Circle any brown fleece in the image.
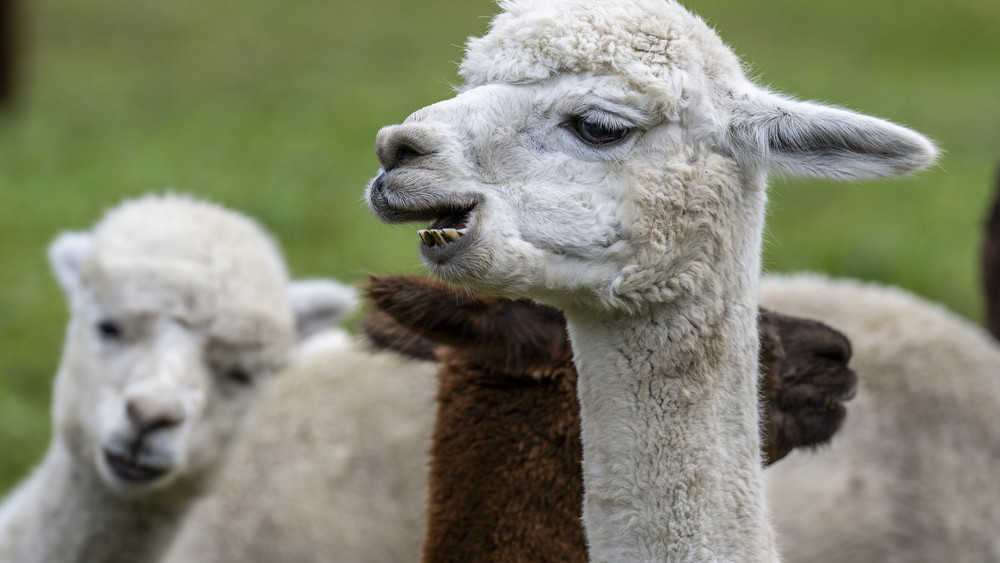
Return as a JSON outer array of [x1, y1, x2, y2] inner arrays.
[[984, 164, 1000, 340], [363, 274, 857, 563]]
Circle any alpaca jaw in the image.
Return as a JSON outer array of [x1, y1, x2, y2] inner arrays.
[[99, 440, 177, 489], [366, 171, 483, 265], [367, 157, 629, 305]]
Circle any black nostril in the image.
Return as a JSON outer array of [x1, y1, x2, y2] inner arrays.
[[392, 143, 423, 169], [376, 125, 436, 171]]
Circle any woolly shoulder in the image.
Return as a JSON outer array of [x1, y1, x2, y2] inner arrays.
[[760, 273, 1000, 377]]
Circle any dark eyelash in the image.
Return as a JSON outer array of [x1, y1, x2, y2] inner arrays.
[[569, 114, 632, 146]]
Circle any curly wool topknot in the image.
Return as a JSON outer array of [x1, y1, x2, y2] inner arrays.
[[82, 193, 295, 339], [458, 0, 743, 91]]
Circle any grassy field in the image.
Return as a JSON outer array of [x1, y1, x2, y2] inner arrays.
[[0, 0, 997, 493]]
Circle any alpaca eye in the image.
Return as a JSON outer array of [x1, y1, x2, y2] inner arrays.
[[226, 369, 253, 386], [571, 115, 631, 146], [96, 320, 123, 341]]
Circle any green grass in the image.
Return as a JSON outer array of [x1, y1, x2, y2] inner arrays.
[[0, 0, 997, 493]]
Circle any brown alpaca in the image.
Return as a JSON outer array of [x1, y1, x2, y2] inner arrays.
[[363, 275, 857, 563], [984, 164, 1000, 339]]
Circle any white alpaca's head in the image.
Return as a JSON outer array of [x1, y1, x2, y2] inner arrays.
[[47, 194, 356, 495], [367, 0, 936, 311]]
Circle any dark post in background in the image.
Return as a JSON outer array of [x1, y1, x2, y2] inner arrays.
[[0, 0, 17, 109]]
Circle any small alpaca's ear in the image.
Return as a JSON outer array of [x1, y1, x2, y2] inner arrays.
[[287, 279, 359, 341], [726, 88, 938, 181], [48, 232, 93, 299]]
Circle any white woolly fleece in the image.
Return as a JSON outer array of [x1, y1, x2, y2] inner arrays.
[[458, 0, 936, 182], [164, 342, 437, 563], [460, 0, 741, 92]]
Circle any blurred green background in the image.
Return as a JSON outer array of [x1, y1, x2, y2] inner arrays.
[[0, 0, 997, 493]]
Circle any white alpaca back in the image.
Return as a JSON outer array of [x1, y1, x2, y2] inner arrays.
[[760, 274, 1000, 562], [164, 339, 435, 563]]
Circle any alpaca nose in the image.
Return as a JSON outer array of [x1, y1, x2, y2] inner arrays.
[[126, 394, 186, 434], [375, 125, 436, 172]]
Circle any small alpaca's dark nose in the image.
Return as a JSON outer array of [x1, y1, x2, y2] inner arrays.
[[375, 125, 435, 171], [126, 395, 185, 434]]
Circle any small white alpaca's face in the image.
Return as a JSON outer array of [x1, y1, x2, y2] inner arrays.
[[45, 198, 358, 495], [368, 74, 728, 309], [53, 278, 292, 495]]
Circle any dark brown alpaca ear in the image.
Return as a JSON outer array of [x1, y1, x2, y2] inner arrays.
[[758, 308, 858, 465], [361, 310, 439, 361], [366, 274, 504, 349], [983, 163, 1000, 340], [365, 274, 571, 372]]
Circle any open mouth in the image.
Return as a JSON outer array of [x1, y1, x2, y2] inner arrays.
[[417, 207, 472, 248], [367, 172, 481, 261], [104, 449, 170, 484]]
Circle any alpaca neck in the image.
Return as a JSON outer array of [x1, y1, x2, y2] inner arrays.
[[421, 363, 587, 562], [0, 440, 194, 563], [564, 295, 777, 562]]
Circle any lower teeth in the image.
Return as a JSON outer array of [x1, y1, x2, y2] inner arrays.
[[419, 228, 468, 247]]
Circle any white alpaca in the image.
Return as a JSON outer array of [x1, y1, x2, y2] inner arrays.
[[759, 274, 1000, 563], [0, 195, 356, 563], [366, 0, 936, 560], [163, 338, 437, 563]]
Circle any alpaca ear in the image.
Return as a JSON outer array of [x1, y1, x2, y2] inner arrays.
[[287, 279, 359, 341], [361, 310, 440, 361], [726, 88, 938, 181], [366, 274, 570, 371], [48, 232, 93, 299], [366, 274, 503, 347]]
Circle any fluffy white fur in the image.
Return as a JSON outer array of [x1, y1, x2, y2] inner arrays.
[[163, 339, 436, 563], [0, 195, 357, 563], [366, 0, 936, 560], [760, 274, 1000, 563]]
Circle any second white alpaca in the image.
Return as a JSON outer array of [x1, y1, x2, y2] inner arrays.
[[366, 0, 936, 560], [760, 274, 1000, 562], [163, 339, 437, 563], [0, 195, 356, 563]]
